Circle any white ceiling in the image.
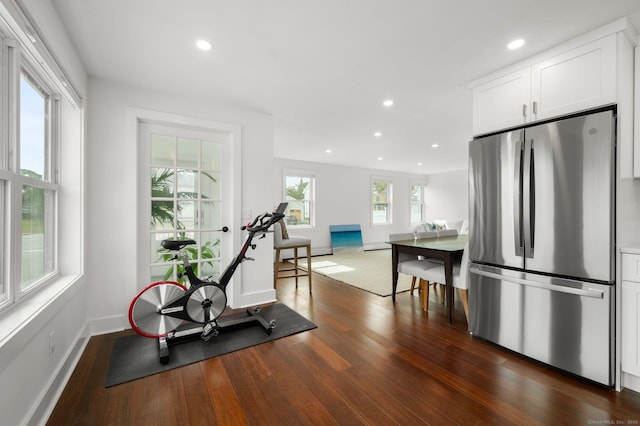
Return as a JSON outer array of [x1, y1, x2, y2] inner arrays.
[[51, 0, 640, 175]]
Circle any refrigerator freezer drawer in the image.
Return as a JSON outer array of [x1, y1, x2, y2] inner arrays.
[[469, 264, 613, 385]]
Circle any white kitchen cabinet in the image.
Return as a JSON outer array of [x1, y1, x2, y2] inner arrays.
[[472, 68, 530, 135], [471, 34, 617, 136], [621, 252, 640, 393]]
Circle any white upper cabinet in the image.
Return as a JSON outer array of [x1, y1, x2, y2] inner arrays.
[[472, 68, 530, 135], [531, 35, 616, 121], [471, 33, 617, 136]]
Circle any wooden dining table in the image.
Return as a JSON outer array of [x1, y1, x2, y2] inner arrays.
[[389, 234, 468, 323]]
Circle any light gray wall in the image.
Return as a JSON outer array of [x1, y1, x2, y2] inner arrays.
[[425, 169, 469, 224]]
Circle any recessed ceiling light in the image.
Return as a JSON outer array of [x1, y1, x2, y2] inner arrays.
[[382, 99, 394, 107], [325, 149, 332, 153], [417, 162, 423, 166], [377, 157, 384, 161], [196, 39, 213, 50], [432, 144, 439, 148], [374, 131, 382, 137], [507, 39, 525, 50]]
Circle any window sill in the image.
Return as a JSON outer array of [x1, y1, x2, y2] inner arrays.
[[0, 273, 85, 362]]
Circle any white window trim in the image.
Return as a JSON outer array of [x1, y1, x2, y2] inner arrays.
[[371, 175, 393, 226], [0, 21, 65, 313]]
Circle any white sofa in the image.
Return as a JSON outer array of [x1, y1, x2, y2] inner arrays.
[[414, 219, 468, 235]]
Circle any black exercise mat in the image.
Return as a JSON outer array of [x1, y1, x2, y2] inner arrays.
[[105, 303, 316, 387]]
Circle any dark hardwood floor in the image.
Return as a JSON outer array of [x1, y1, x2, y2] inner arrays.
[[48, 266, 640, 425]]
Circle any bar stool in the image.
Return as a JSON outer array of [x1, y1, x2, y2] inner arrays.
[[273, 221, 312, 292]]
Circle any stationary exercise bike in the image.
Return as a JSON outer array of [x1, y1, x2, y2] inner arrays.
[[128, 203, 287, 364]]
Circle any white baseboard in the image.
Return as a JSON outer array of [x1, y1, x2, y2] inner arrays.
[[623, 372, 640, 394], [237, 289, 277, 308], [90, 314, 127, 336], [28, 323, 90, 426]]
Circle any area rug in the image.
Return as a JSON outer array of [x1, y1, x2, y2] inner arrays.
[[307, 249, 414, 297], [105, 303, 316, 387]]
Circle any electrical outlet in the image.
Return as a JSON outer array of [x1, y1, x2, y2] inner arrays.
[[49, 331, 55, 356]]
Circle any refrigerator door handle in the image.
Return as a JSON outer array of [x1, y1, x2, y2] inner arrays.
[[514, 139, 524, 256], [522, 139, 535, 258], [469, 266, 605, 299]]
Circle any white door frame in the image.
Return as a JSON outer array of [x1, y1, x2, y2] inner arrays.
[[126, 107, 242, 313]]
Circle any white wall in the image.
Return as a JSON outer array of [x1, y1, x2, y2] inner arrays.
[[86, 77, 276, 335], [425, 170, 469, 224], [274, 158, 468, 254]]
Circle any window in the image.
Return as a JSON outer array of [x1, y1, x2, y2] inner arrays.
[[0, 39, 61, 311], [371, 177, 392, 225], [410, 182, 427, 224], [283, 170, 315, 227], [20, 73, 57, 292]]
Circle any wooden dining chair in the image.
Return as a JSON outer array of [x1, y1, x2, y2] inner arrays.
[[388, 233, 440, 295], [417, 242, 470, 321], [413, 231, 441, 299]]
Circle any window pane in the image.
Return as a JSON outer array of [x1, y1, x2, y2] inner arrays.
[[286, 201, 311, 226], [150, 232, 174, 264], [284, 175, 314, 226], [177, 137, 199, 168], [177, 169, 197, 195], [151, 200, 175, 230], [372, 204, 389, 225], [199, 232, 222, 280], [411, 185, 423, 203], [151, 134, 175, 167], [20, 75, 46, 180], [410, 184, 425, 223], [200, 201, 221, 230], [201, 231, 221, 259], [201, 171, 220, 200], [372, 181, 391, 225], [285, 176, 311, 199], [177, 201, 196, 230], [372, 182, 388, 203], [151, 264, 170, 282], [151, 168, 175, 197], [0, 181, 5, 303], [410, 204, 423, 223], [21, 184, 48, 289], [201, 140, 221, 170]]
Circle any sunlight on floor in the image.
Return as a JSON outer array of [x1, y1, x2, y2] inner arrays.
[[311, 260, 355, 274]]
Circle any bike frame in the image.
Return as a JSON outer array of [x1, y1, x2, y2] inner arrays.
[[156, 204, 286, 324]]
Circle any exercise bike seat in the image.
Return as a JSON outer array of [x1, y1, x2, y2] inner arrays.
[[161, 239, 197, 251]]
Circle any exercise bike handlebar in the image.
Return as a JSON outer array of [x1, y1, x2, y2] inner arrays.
[[242, 202, 288, 234], [243, 211, 284, 233]]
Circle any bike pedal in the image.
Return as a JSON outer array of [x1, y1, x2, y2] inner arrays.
[[201, 322, 219, 341]]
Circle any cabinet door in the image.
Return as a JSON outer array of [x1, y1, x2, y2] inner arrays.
[[622, 280, 640, 376], [472, 67, 530, 135], [531, 34, 616, 121]]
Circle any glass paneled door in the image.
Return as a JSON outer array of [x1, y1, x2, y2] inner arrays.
[[138, 122, 232, 286]]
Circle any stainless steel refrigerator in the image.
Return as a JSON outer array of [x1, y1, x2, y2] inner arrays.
[[468, 108, 615, 385]]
